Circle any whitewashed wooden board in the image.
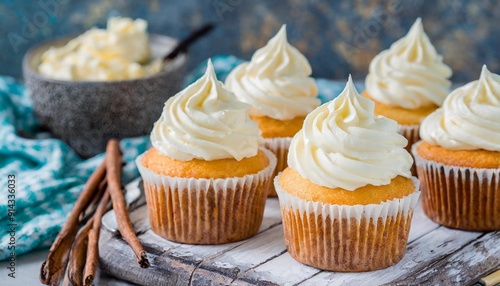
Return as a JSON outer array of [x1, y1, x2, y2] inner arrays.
[[98, 179, 500, 286]]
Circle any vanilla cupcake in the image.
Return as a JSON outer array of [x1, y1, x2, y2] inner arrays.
[[276, 76, 420, 271], [136, 60, 277, 244], [363, 18, 452, 172], [414, 65, 500, 231], [225, 25, 321, 197]]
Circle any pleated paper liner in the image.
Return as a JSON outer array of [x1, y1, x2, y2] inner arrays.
[[275, 175, 421, 272], [136, 147, 277, 244], [264, 137, 292, 197], [412, 141, 500, 231], [398, 124, 420, 176]]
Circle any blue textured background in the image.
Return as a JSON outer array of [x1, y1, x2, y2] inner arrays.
[[1, 0, 499, 82]]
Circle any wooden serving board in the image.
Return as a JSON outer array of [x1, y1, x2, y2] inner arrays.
[[99, 179, 500, 286]]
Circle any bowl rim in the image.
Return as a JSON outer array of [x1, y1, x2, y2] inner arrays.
[[22, 33, 188, 85]]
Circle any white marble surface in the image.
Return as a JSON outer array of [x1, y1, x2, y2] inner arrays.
[[0, 249, 136, 286]]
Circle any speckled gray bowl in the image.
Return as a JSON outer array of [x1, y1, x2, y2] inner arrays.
[[23, 35, 187, 158]]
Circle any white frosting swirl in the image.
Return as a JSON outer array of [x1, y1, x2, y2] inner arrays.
[[288, 76, 413, 191], [365, 18, 452, 109], [225, 25, 320, 120], [420, 65, 500, 151], [38, 17, 161, 81], [151, 60, 263, 161]]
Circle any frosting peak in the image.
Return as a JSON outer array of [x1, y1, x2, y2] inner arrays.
[[331, 76, 375, 127], [151, 59, 263, 161], [225, 24, 320, 120], [475, 65, 500, 105], [247, 25, 310, 78], [365, 18, 452, 109], [288, 76, 413, 191], [392, 18, 437, 63], [420, 65, 500, 151]]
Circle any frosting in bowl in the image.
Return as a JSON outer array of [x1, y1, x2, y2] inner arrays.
[[365, 18, 452, 109], [420, 65, 500, 151], [151, 59, 263, 161], [225, 25, 320, 120], [288, 76, 413, 191], [38, 17, 162, 81]]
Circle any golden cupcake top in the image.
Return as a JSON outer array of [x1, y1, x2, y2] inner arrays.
[[225, 25, 320, 120], [151, 59, 263, 161], [288, 76, 413, 191], [420, 65, 500, 151], [365, 18, 452, 109], [38, 17, 162, 81]]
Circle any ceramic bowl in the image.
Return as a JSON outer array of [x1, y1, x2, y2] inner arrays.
[[23, 35, 187, 158]]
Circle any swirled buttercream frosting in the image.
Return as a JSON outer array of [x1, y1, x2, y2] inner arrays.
[[365, 18, 452, 109], [151, 59, 263, 161], [225, 25, 320, 120], [288, 76, 413, 191], [420, 65, 500, 151]]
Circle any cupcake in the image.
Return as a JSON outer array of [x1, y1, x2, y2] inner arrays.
[[136, 60, 277, 244], [414, 65, 500, 231], [275, 76, 420, 272], [225, 25, 321, 197], [363, 18, 452, 172]]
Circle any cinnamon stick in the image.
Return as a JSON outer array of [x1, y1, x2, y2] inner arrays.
[[67, 218, 93, 286], [83, 189, 111, 286], [40, 161, 107, 285], [105, 139, 150, 268], [79, 179, 107, 223]]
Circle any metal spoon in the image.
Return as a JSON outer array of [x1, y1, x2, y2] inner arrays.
[[163, 22, 215, 62]]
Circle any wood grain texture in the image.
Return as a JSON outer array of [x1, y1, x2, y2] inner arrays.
[[99, 181, 500, 286], [191, 225, 286, 285], [234, 252, 320, 285], [386, 231, 500, 286]]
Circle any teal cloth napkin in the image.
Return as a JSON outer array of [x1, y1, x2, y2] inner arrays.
[[0, 55, 357, 259], [0, 77, 149, 260]]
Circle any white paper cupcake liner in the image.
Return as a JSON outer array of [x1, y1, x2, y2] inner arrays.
[[275, 175, 420, 220], [264, 137, 292, 197], [136, 147, 277, 244], [398, 124, 420, 175], [275, 174, 420, 271], [397, 124, 420, 145], [412, 141, 500, 231]]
